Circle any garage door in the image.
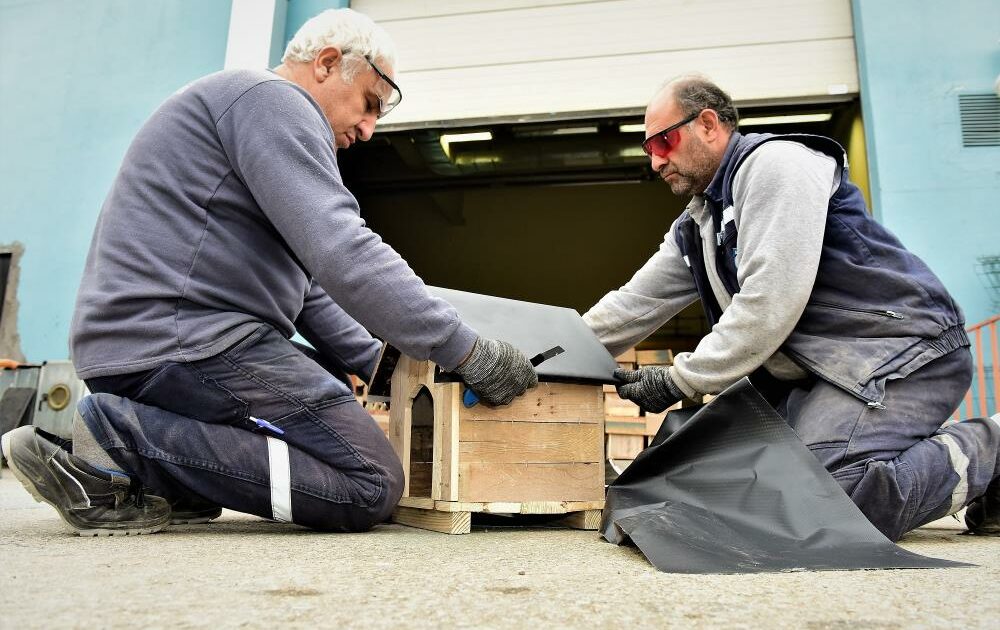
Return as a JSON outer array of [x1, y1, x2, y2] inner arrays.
[[353, 0, 859, 130]]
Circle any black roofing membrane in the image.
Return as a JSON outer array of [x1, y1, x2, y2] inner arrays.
[[601, 379, 971, 574]]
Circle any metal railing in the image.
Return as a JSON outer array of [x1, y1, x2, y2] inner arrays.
[[951, 314, 999, 421]]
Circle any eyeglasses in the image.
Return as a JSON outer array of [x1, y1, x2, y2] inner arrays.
[[641, 113, 698, 158], [358, 53, 402, 119]]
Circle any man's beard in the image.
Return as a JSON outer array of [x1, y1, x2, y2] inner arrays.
[[663, 136, 717, 196]]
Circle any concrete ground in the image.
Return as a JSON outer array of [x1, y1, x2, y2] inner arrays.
[[1, 473, 997, 629]]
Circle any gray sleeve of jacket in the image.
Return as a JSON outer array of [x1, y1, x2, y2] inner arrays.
[[215, 81, 477, 370], [668, 141, 834, 396], [295, 281, 382, 383], [583, 221, 700, 358]]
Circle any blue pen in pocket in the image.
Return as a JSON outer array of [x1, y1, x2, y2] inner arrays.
[[250, 416, 285, 436]]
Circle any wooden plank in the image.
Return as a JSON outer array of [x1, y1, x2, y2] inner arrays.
[[614, 348, 636, 363], [435, 383, 461, 501], [459, 421, 602, 464], [604, 391, 640, 417], [604, 419, 647, 436], [389, 357, 414, 494], [434, 501, 523, 513], [369, 411, 390, 436], [635, 349, 674, 366], [460, 382, 603, 424], [559, 500, 606, 512], [431, 380, 443, 501], [433, 500, 605, 513], [556, 509, 602, 530], [397, 496, 436, 509], [392, 506, 471, 534], [458, 462, 603, 502], [606, 434, 644, 459]]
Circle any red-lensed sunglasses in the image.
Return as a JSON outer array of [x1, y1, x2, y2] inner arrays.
[[641, 113, 698, 158]]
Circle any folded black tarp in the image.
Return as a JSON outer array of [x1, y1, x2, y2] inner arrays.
[[601, 378, 971, 574]]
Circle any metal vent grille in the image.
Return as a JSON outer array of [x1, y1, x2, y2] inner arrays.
[[958, 93, 1000, 147]]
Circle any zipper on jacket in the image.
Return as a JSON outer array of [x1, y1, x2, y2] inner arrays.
[[810, 300, 906, 320], [782, 347, 888, 409]]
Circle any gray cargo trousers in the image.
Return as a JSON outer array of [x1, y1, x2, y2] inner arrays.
[[771, 347, 999, 541]]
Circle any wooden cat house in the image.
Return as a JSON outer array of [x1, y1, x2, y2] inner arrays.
[[368, 287, 618, 534]]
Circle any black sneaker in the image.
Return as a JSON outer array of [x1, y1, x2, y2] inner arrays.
[[1, 426, 170, 536], [170, 495, 222, 525], [965, 476, 1000, 536]]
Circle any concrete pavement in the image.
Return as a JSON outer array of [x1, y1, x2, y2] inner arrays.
[[1, 473, 997, 629]]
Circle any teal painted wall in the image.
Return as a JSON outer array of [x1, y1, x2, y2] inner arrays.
[[852, 0, 1000, 326], [284, 0, 349, 45], [0, 0, 232, 361]]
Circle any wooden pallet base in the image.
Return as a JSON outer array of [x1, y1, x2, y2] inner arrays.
[[392, 498, 604, 534]]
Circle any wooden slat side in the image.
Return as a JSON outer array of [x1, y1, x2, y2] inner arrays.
[[389, 356, 414, 495], [635, 349, 674, 365], [458, 462, 603, 502], [435, 383, 461, 501], [557, 509, 602, 530], [460, 383, 603, 423], [459, 421, 602, 464], [606, 434, 645, 459], [604, 391, 640, 417], [397, 496, 436, 509], [392, 506, 471, 534], [433, 501, 524, 513], [430, 380, 444, 501], [432, 500, 605, 513], [604, 420, 648, 436]]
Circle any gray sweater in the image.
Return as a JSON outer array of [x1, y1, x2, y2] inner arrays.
[[71, 70, 477, 380], [584, 141, 836, 397]]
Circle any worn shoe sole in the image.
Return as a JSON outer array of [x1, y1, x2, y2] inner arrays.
[[171, 508, 223, 525], [1, 429, 169, 537]]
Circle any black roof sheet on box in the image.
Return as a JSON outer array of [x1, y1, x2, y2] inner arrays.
[[428, 286, 617, 384]]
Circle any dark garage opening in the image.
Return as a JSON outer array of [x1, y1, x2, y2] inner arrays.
[[339, 101, 868, 354]]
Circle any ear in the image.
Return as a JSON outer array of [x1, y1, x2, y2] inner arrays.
[[698, 108, 723, 142], [313, 46, 343, 83]]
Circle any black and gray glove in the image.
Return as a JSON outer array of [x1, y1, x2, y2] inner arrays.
[[455, 337, 538, 406], [614, 366, 686, 413]]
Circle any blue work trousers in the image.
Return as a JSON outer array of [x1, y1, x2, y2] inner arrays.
[[78, 324, 404, 532], [773, 347, 999, 541]]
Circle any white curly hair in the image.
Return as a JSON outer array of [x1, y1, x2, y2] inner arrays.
[[282, 8, 397, 84]]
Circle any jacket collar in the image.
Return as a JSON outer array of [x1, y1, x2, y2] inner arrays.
[[702, 131, 743, 206]]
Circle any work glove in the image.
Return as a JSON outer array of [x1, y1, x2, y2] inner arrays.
[[455, 337, 538, 406], [614, 366, 686, 413]]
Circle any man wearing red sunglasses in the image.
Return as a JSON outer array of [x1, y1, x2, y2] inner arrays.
[[584, 75, 999, 541]]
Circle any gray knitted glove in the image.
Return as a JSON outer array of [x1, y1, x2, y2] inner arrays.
[[455, 337, 538, 406], [614, 366, 686, 413]]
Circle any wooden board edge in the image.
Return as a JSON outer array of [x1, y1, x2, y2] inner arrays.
[[392, 506, 471, 534]]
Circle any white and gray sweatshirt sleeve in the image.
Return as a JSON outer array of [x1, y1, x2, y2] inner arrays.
[[583, 223, 700, 358], [669, 141, 835, 396], [215, 80, 477, 370]]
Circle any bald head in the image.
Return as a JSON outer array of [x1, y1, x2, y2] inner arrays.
[[650, 76, 739, 131]]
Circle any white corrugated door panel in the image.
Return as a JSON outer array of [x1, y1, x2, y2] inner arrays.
[[352, 0, 858, 129]]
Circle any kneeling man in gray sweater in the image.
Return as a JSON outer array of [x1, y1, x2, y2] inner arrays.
[[2, 9, 537, 535]]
